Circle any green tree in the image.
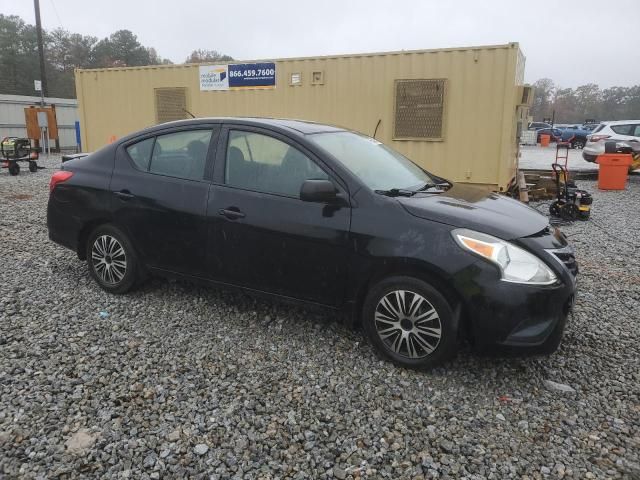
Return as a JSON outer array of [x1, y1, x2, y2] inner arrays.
[[92, 30, 155, 67], [186, 49, 233, 63], [553, 88, 579, 123], [0, 15, 40, 95], [530, 78, 555, 121], [573, 83, 601, 122]]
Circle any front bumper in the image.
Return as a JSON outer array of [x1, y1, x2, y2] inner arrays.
[[452, 231, 577, 351]]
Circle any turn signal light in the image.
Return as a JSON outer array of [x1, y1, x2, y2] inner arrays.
[[49, 171, 73, 192]]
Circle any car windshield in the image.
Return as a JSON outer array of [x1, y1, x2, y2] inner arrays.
[[308, 131, 435, 192]]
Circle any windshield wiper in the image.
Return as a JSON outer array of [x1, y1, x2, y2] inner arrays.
[[416, 182, 450, 192], [375, 181, 451, 197], [374, 188, 417, 197]]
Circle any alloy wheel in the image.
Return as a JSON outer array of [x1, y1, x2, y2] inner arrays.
[[374, 290, 442, 359], [91, 235, 127, 285]]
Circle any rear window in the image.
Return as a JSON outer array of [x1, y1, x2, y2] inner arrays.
[[591, 124, 605, 134], [610, 124, 633, 135], [149, 130, 212, 181], [126, 138, 154, 171]]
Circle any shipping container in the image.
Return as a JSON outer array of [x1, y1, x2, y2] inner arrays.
[[75, 43, 532, 191]]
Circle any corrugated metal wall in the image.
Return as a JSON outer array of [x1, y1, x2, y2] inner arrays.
[[76, 43, 525, 190], [0, 94, 79, 148]]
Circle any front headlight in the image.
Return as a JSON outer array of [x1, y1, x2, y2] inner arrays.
[[452, 229, 557, 285]]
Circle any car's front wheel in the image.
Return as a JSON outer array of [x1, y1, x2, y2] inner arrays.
[[362, 276, 458, 369], [86, 224, 139, 294]]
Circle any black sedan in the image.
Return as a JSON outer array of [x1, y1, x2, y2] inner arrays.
[[48, 118, 577, 369]]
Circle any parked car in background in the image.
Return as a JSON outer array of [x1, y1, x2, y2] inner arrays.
[[536, 127, 562, 143], [558, 126, 590, 149], [529, 122, 552, 130], [583, 120, 640, 162], [47, 117, 577, 369]]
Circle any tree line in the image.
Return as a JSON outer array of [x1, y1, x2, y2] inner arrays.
[[0, 14, 233, 99], [530, 78, 640, 124]]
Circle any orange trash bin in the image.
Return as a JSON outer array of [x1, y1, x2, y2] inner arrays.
[[540, 134, 551, 147], [596, 153, 633, 190]]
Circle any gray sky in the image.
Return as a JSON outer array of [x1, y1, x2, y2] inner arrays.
[[2, 0, 639, 88]]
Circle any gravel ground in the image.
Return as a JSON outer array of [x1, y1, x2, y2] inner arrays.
[[1, 154, 639, 479]]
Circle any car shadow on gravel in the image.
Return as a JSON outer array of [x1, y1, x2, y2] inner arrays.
[[57, 253, 562, 377], [139, 274, 559, 374]]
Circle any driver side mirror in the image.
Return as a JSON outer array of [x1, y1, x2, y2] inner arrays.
[[300, 179, 340, 203]]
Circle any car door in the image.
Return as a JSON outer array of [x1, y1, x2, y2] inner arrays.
[[110, 125, 219, 277], [206, 125, 351, 306]]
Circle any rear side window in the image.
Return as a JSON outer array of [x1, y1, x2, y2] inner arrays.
[[126, 137, 154, 171], [633, 125, 640, 137], [610, 124, 633, 135], [149, 130, 212, 180]]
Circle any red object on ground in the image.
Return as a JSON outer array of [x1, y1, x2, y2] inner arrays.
[[540, 134, 551, 147], [596, 154, 633, 190]]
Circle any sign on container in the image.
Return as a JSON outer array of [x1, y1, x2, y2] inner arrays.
[[200, 63, 276, 91]]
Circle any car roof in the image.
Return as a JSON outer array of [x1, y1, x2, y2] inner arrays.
[[601, 120, 640, 125], [143, 117, 347, 135]]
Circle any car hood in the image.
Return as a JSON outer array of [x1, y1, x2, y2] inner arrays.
[[397, 183, 549, 240]]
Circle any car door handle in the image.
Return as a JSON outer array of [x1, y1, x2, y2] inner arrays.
[[219, 208, 245, 220], [114, 190, 135, 200]]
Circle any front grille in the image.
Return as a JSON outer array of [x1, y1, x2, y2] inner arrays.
[[550, 247, 579, 277]]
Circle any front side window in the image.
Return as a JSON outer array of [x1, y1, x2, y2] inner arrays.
[[225, 130, 328, 197], [149, 129, 212, 180], [632, 124, 640, 137], [126, 137, 154, 171], [309, 131, 434, 191]]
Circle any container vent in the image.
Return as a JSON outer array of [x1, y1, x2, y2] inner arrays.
[[394, 79, 446, 140], [155, 88, 187, 124]]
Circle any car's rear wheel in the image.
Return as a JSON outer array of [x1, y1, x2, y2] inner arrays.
[[87, 224, 138, 294], [362, 276, 458, 369], [571, 139, 585, 149]]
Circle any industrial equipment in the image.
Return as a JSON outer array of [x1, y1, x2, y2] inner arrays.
[[1, 137, 39, 176], [549, 163, 592, 221]]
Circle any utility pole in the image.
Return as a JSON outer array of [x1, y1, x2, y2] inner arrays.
[[34, 0, 48, 103]]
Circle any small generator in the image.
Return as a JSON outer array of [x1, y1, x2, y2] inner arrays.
[[549, 163, 592, 221], [1, 137, 39, 176]]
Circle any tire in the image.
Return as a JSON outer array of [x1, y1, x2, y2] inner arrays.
[[86, 224, 139, 294], [8, 162, 19, 176], [549, 201, 561, 217], [28, 161, 38, 173], [571, 139, 585, 149], [362, 276, 458, 369], [560, 203, 579, 221]]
